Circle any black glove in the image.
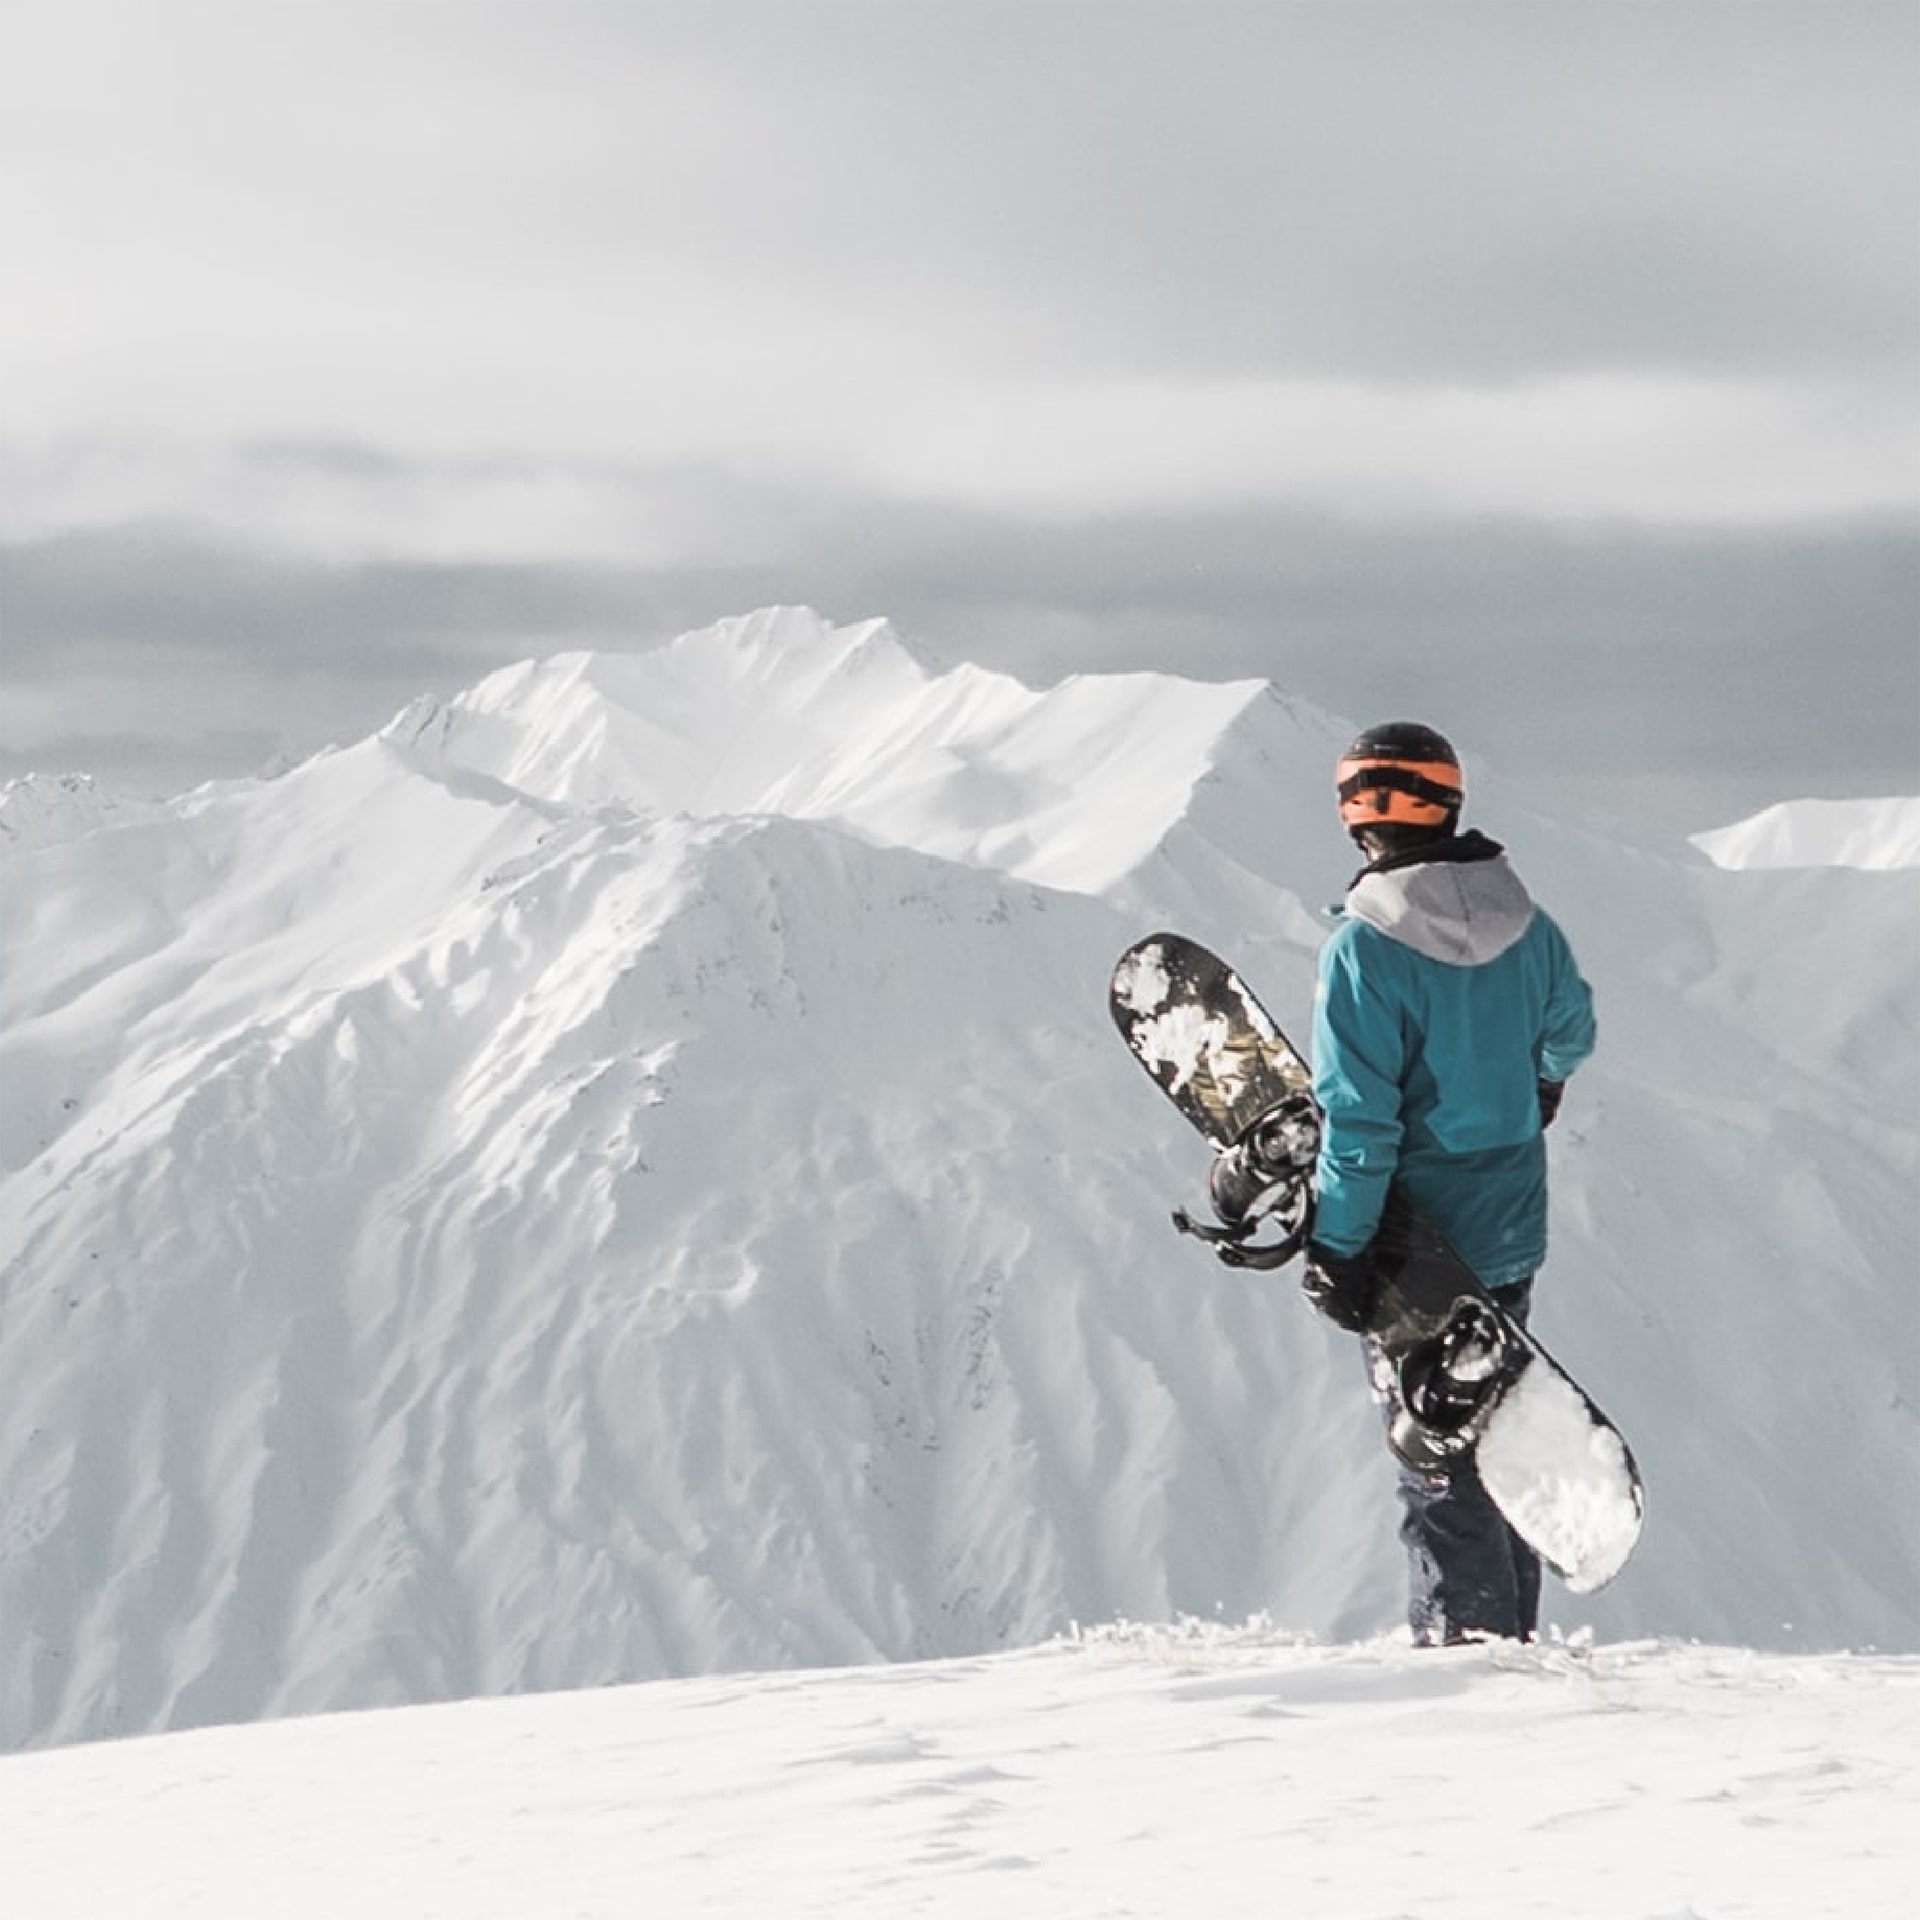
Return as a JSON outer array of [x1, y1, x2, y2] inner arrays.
[[1302, 1240, 1379, 1332], [1537, 1079, 1566, 1129]]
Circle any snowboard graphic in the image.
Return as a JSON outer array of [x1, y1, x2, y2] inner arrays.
[[1109, 932, 1643, 1595]]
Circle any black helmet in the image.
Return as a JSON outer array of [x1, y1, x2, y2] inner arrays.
[[1336, 722, 1463, 830]]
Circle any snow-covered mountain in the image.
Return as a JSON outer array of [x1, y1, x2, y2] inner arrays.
[[1693, 794, 1920, 871], [2, 607, 1915, 1755]]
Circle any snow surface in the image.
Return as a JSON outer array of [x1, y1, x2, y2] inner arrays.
[[1692, 795, 1920, 871], [3, 1625, 1913, 1919], [1474, 1358, 1641, 1595], [2, 607, 1917, 1778]]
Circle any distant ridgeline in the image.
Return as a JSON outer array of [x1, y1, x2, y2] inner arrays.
[[1, 606, 1914, 1752]]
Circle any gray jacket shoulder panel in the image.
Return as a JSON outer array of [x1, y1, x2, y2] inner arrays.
[[1343, 853, 1536, 966]]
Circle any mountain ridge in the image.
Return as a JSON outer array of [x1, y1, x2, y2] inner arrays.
[[2, 607, 1914, 1753]]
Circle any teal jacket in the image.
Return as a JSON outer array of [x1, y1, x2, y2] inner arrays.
[[1310, 833, 1596, 1289]]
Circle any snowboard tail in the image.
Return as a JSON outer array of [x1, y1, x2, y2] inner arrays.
[[1364, 1191, 1642, 1594], [1108, 931, 1644, 1595]]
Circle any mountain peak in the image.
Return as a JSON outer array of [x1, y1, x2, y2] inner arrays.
[[0, 771, 163, 855], [383, 606, 1272, 893], [6, 611, 1913, 1755], [1692, 795, 1920, 871]]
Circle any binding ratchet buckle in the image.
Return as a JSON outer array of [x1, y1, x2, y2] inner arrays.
[[1172, 1094, 1319, 1271]]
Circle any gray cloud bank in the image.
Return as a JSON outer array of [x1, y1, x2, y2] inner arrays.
[[6, 503, 1911, 832], [2, 2, 1915, 828]]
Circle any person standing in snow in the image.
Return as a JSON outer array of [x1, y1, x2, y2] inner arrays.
[[1300, 722, 1596, 1647]]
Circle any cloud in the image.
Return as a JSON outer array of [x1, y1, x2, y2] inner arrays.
[[5, 3, 1911, 548], [5, 508, 1912, 828], [5, 3, 1915, 450], [6, 363, 1913, 585], [851, 375, 1920, 525], [2, 3, 1915, 824]]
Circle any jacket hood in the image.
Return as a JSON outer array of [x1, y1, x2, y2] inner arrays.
[[1343, 831, 1536, 966]]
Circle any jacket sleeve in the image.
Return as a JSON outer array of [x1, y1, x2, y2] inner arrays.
[[1310, 927, 1406, 1257], [1535, 913, 1597, 1084]]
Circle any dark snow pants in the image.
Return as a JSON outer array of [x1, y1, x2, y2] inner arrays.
[[1370, 1279, 1541, 1647]]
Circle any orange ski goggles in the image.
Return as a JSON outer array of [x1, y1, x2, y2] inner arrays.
[[1335, 752, 1464, 828]]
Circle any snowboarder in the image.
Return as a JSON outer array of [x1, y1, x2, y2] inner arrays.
[[1301, 722, 1597, 1645]]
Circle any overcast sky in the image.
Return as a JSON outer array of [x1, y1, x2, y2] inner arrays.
[[3, 1, 1915, 828]]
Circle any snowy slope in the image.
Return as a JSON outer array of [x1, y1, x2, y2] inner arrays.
[[1, 607, 1916, 1758], [1692, 795, 1920, 871], [384, 608, 1275, 894], [4, 1627, 1915, 1920], [0, 771, 165, 852]]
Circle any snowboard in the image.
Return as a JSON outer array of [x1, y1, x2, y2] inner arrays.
[[1108, 931, 1643, 1595]]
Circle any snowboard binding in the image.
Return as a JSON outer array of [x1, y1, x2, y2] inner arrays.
[[1173, 1094, 1319, 1270], [1388, 1297, 1526, 1472]]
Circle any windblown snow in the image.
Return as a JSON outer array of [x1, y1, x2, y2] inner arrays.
[[1, 608, 1915, 1791]]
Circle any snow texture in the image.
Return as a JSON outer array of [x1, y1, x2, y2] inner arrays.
[[1475, 1357, 1642, 1594], [1692, 795, 1920, 871], [1, 606, 1916, 1768], [3, 1626, 1914, 1920], [1111, 936, 1292, 1111], [1108, 940, 1172, 1016]]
